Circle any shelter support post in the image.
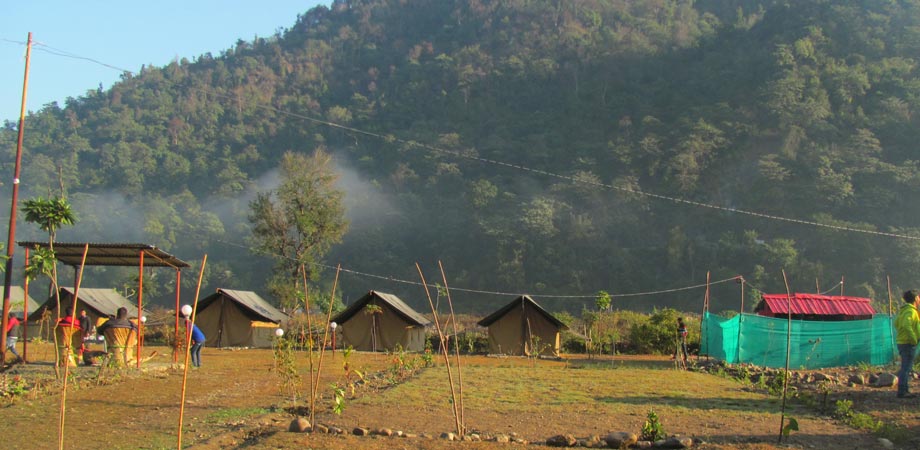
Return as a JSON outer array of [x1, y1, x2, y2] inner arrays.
[[137, 251, 144, 368], [174, 269, 181, 363], [23, 247, 29, 361]]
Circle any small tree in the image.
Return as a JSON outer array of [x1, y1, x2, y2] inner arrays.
[[595, 290, 612, 311], [248, 149, 348, 309], [22, 196, 76, 376]]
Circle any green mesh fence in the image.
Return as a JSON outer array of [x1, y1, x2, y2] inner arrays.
[[701, 312, 897, 369]]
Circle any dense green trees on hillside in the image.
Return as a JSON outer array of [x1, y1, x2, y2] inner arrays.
[[3, 0, 920, 313]]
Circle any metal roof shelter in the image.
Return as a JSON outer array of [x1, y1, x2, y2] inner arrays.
[[16, 242, 190, 365], [755, 293, 876, 320]]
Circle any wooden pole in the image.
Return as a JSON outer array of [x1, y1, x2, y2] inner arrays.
[[815, 278, 820, 294], [840, 276, 845, 296], [416, 263, 462, 436], [1, 32, 32, 364], [887, 276, 893, 317], [438, 260, 464, 434], [699, 271, 710, 360], [22, 247, 30, 362], [177, 255, 207, 450], [778, 269, 793, 444], [737, 276, 745, 364], [174, 269, 181, 363], [137, 251, 144, 368], [58, 244, 88, 450], [888, 276, 896, 360], [300, 265, 316, 425], [310, 264, 341, 429]]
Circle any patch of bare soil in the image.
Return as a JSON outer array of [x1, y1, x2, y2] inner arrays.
[[0, 346, 896, 450]]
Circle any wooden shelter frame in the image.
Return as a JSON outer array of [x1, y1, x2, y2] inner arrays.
[[17, 242, 190, 367]]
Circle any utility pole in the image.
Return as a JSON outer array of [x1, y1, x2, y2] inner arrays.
[[1, 33, 32, 364]]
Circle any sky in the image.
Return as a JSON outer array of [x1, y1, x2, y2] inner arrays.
[[1, 1, 329, 123]]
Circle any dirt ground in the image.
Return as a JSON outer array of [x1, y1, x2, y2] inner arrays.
[[0, 343, 907, 450]]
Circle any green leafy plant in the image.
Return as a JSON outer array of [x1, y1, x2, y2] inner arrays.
[[331, 383, 346, 415], [271, 334, 301, 402], [781, 417, 799, 437], [640, 410, 666, 441]]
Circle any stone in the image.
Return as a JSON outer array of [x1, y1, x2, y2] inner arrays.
[[874, 373, 897, 387], [288, 418, 310, 433], [546, 434, 577, 447], [353, 427, 370, 436], [511, 437, 527, 444], [440, 432, 457, 441], [605, 431, 638, 448], [495, 434, 511, 443], [848, 374, 866, 385], [402, 433, 418, 439], [579, 435, 605, 448], [877, 438, 894, 449], [469, 433, 481, 442], [394, 430, 404, 437], [655, 436, 693, 448], [328, 426, 344, 435], [375, 428, 393, 436], [812, 372, 836, 383], [313, 424, 328, 434], [634, 441, 653, 449]]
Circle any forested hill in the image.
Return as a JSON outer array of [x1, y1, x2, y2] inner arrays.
[[3, 0, 920, 314]]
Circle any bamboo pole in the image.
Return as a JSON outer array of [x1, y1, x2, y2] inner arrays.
[[888, 276, 896, 360], [310, 264, 341, 429], [177, 254, 207, 450], [778, 269, 793, 444], [57, 244, 88, 450], [301, 265, 316, 425], [438, 260, 465, 434], [415, 263, 462, 435]]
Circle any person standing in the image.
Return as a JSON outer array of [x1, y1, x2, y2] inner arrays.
[[676, 317, 689, 364], [5, 315, 21, 363], [186, 320, 206, 368], [77, 310, 92, 356], [895, 290, 920, 398]]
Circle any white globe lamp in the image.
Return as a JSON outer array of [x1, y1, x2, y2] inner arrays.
[[180, 304, 193, 317], [274, 328, 284, 337]]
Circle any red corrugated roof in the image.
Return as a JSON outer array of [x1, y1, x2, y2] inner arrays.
[[759, 293, 876, 316]]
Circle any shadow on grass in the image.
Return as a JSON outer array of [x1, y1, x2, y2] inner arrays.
[[596, 394, 789, 414]]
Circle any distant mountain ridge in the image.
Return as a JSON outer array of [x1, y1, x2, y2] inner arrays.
[[3, 0, 920, 313]]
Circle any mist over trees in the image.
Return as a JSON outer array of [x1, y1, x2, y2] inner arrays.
[[3, 0, 920, 314]]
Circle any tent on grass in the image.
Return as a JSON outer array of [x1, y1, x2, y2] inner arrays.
[[30, 287, 145, 325], [195, 289, 288, 348], [332, 290, 430, 352], [477, 295, 566, 356], [5, 286, 38, 318]]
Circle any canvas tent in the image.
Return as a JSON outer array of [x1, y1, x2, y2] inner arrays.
[[5, 286, 38, 318], [477, 295, 566, 356], [29, 287, 146, 337], [332, 290, 430, 352], [195, 289, 288, 348]]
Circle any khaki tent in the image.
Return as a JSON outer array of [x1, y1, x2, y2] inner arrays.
[[332, 290, 430, 352], [195, 289, 288, 348], [30, 287, 145, 327], [5, 286, 39, 318], [477, 295, 566, 356]]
